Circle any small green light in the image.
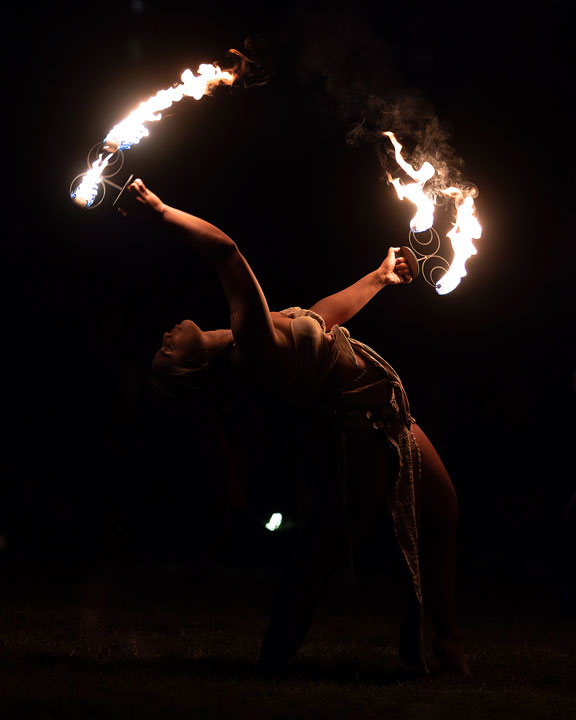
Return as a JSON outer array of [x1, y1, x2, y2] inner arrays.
[[265, 513, 283, 532]]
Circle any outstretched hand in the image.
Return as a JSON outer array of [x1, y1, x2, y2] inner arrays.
[[378, 247, 414, 285], [117, 178, 166, 218]]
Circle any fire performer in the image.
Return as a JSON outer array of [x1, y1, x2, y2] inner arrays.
[[120, 178, 470, 677]]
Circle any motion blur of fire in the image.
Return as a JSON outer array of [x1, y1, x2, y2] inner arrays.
[[383, 131, 482, 294], [70, 58, 480, 296], [436, 186, 482, 295], [102, 64, 235, 154], [71, 59, 237, 208], [383, 131, 436, 233]]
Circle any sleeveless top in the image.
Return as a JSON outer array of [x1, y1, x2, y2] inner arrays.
[[278, 307, 413, 425]]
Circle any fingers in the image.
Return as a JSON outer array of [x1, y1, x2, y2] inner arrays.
[[382, 247, 412, 284], [390, 245, 418, 283], [128, 177, 145, 198], [127, 178, 150, 207], [117, 178, 146, 216], [396, 264, 413, 282], [390, 247, 407, 270], [394, 254, 414, 283], [119, 178, 165, 217]]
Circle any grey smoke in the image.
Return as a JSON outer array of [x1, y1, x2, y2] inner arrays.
[[293, 6, 466, 197]]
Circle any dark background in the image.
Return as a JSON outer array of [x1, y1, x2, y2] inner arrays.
[[5, 1, 574, 588]]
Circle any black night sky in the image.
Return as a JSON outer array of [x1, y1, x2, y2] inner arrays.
[[6, 0, 575, 588]]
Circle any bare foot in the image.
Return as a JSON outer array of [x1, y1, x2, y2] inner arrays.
[[398, 611, 427, 673], [433, 634, 472, 678]]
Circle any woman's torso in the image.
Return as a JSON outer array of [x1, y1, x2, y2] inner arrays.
[[269, 312, 368, 395]]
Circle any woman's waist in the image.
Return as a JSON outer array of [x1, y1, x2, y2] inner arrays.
[[335, 357, 412, 430]]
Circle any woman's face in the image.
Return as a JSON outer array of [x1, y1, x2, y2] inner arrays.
[[153, 319, 206, 369]]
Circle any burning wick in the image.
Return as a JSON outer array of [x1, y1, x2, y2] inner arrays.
[[71, 153, 112, 208], [383, 131, 482, 294], [70, 149, 134, 209], [71, 61, 236, 208]]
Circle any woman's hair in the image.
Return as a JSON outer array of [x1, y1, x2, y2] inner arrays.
[[143, 344, 235, 415]]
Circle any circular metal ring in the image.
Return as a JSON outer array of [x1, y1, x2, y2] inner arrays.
[[408, 226, 442, 258], [421, 255, 451, 288], [69, 173, 106, 209], [86, 143, 124, 178]]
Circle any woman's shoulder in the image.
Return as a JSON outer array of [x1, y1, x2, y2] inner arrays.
[[270, 311, 294, 335]]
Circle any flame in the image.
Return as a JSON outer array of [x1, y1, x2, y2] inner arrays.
[[103, 63, 235, 152], [71, 153, 111, 207], [435, 187, 482, 295], [383, 131, 436, 232], [72, 62, 236, 207], [383, 130, 482, 295]]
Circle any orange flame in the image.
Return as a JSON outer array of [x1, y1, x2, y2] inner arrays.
[[383, 131, 436, 232], [383, 130, 482, 294], [72, 61, 236, 207], [103, 63, 235, 152]]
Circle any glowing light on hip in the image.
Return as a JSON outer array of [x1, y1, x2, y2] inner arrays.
[[265, 513, 283, 532]]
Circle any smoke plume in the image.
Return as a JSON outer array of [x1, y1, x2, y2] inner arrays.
[[292, 6, 466, 197]]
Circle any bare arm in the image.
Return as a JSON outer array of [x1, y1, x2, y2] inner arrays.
[[122, 179, 280, 358], [309, 246, 412, 328]]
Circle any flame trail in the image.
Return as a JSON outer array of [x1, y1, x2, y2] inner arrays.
[[383, 130, 481, 294], [435, 187, 482, 295], [383, 130, 436, 233], [70, 153, 112, 207], [71, 62, 236, 207]]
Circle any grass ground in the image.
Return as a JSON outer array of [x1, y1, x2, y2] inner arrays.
[[0, 548, 574, 720]]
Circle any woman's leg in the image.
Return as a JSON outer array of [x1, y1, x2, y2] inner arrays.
[[259, 428, 348, 672], [258, 529, 342, 672], [259, 425, 392, 672], [412, 423, 471, 676]]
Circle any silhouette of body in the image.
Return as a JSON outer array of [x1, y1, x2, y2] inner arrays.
[[121, 178, 470, 676]]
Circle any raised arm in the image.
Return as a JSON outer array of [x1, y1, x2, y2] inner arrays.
[[121, 179, 279, 358], [308, 246, 413, 329]]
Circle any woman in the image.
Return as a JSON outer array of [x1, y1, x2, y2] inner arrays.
[[121, 178, 470, 677]]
